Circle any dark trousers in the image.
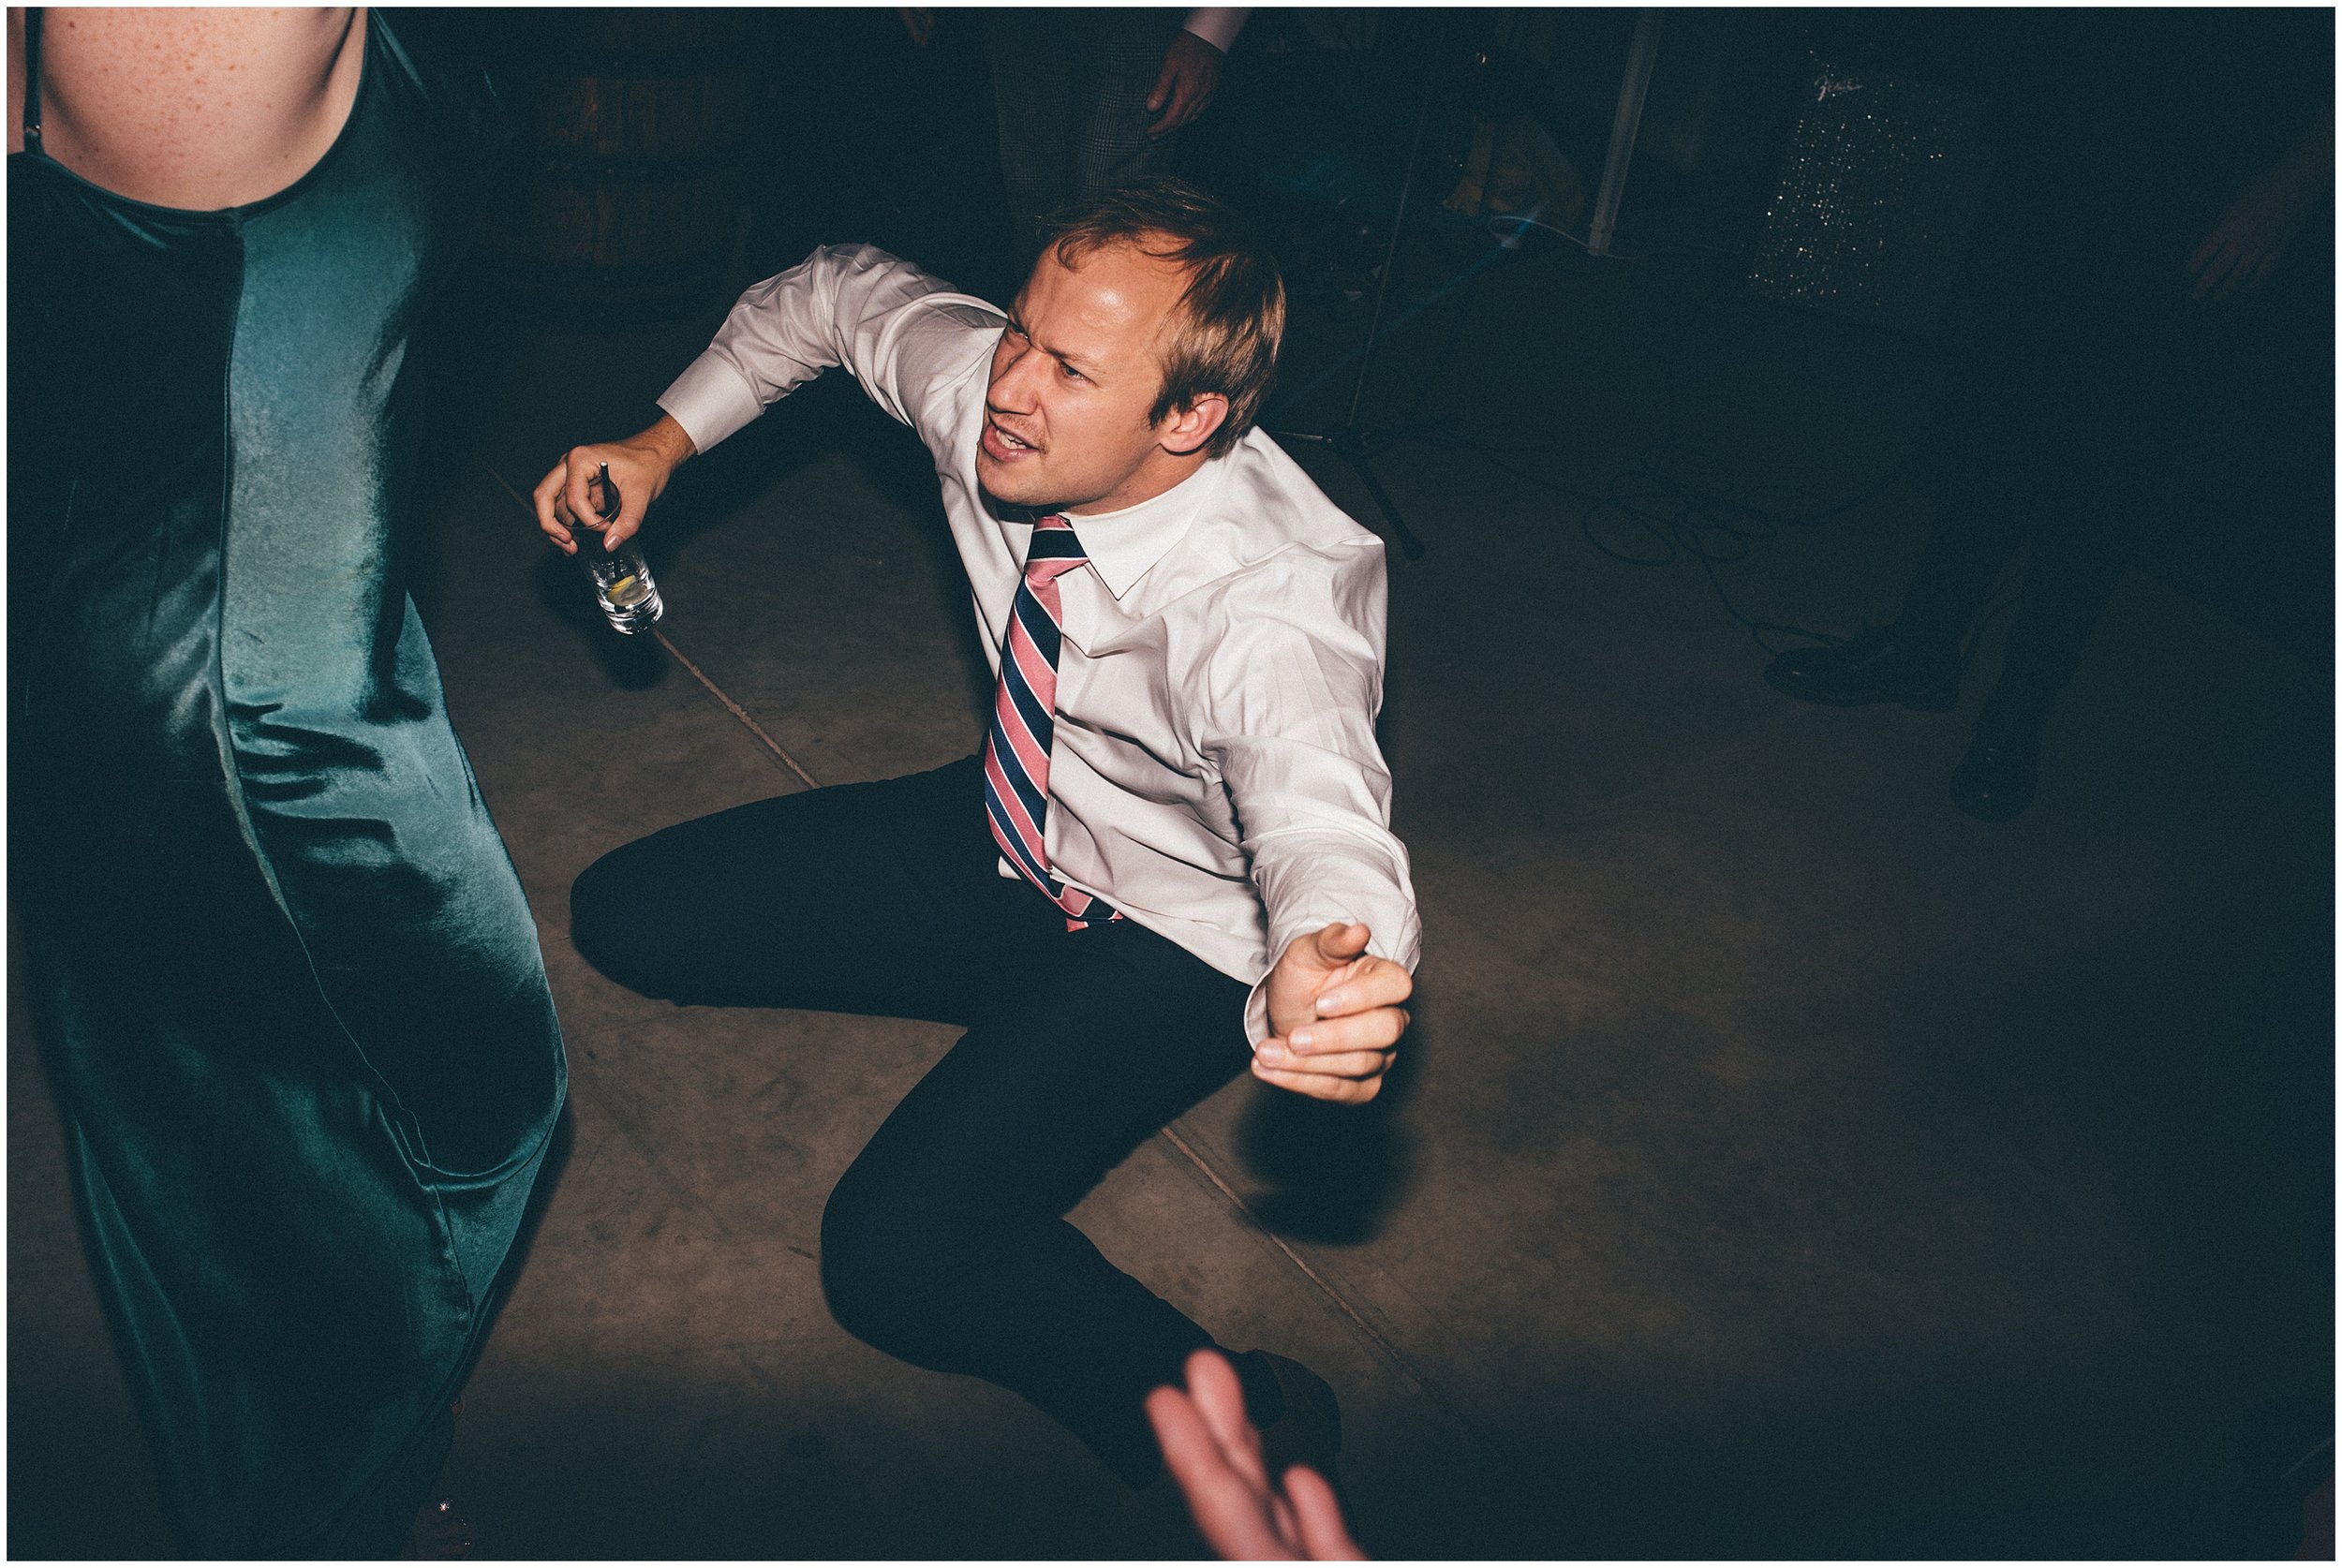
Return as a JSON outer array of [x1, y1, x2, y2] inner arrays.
[[570, 755, 1255, 1485], [986, 9, 1187, 266], [1898, 194, 2334, 727], [1897, 268, 2184, 729], [1896, 480, 2131, 731]]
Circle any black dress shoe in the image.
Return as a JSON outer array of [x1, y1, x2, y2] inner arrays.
[[1252, 1351, 1341, 1484], [1763, 625, 1960, 710], [1950, 716, 2043, 821]]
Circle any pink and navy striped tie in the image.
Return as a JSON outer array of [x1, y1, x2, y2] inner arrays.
[[984, 515, 1119, 930]]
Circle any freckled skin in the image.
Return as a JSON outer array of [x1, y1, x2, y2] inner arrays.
[[7, 7, 364, 210]]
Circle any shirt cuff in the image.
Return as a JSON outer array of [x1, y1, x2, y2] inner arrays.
[[1180, 7, 1246, 54], [1242, 976, 1272, 1050], [657, 350, 767, 456]]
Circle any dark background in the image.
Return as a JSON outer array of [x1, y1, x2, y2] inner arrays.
[[424, 4, 2335, 661]]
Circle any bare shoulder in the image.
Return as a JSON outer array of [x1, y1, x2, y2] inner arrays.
[[17, 7, 365, 209], [7, 7, 24, 155]]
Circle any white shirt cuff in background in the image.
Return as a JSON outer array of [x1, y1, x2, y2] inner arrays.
[[1180, 7, 1247, 54]]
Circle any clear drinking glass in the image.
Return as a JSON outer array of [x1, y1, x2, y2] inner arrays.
[[578, 462, 663, 635]]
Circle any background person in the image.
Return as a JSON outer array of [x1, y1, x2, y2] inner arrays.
[[8, 6, 567, 1557], [1763, 11, 2333, 821], [902, 7, 1248, 269]]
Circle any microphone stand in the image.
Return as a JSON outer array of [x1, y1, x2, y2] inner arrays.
[[1268, 67, 1438, 561]]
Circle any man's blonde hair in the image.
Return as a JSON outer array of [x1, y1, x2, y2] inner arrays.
[[1040, 177, 1286, 462]]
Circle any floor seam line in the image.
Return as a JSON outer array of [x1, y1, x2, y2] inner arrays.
[[483, 462, 823, 790], [652, 631, 823, 791]]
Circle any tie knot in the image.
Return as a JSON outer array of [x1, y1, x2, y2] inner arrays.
[[1024, 515, 1089, 582]]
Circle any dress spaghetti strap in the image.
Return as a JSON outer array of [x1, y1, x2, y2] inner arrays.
[[22, 7, 43, 153]]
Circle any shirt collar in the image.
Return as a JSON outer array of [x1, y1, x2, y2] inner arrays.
[[1052, 460, 1219, 601]]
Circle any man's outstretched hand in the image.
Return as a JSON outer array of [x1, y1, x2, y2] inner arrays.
[[1146, 1350, 1366, 1561], [1253, 923, 1411, 1103]]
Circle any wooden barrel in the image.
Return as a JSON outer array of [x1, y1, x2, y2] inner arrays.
[[486, 9, 762, 326]]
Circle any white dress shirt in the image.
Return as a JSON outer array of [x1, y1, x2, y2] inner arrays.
[[1180, 7, 1248, 54], [658, 244, 1420, 1041]]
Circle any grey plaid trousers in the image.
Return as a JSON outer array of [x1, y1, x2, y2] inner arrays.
[[986, 8, 1189, 265]]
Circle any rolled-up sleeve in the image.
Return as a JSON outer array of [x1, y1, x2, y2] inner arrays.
[[657, 244, 1000, 456], [1197, 542, 1422, 1043]]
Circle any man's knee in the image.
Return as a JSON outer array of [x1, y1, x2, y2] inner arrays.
[[570, 839, 689, 998], [819, 1170, 966, 1360]]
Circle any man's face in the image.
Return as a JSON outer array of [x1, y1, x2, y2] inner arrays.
[[976, 240, 1195, 514]]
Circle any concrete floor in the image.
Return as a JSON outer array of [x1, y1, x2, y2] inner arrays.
[[9, 214, 2331, 1559]]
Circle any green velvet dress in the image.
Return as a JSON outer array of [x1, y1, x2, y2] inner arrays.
[[8, 12, 567, 1557]]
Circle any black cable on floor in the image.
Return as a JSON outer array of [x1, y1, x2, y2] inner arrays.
[[1339, 219, 1930, 655]]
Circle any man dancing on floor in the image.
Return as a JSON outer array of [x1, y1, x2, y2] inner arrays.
[[534, 178, 1419, 1490]]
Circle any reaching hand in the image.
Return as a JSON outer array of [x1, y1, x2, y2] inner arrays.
[[1146, 1350, 1366, 1561], [1253, 924, 1412, 1104], [532, 415, 695, 556], [897, 7, 935, 48], [1146, 30, 1226, 138], [2188, 171, 2303, 301], [2186, 126, 2331, 302]]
